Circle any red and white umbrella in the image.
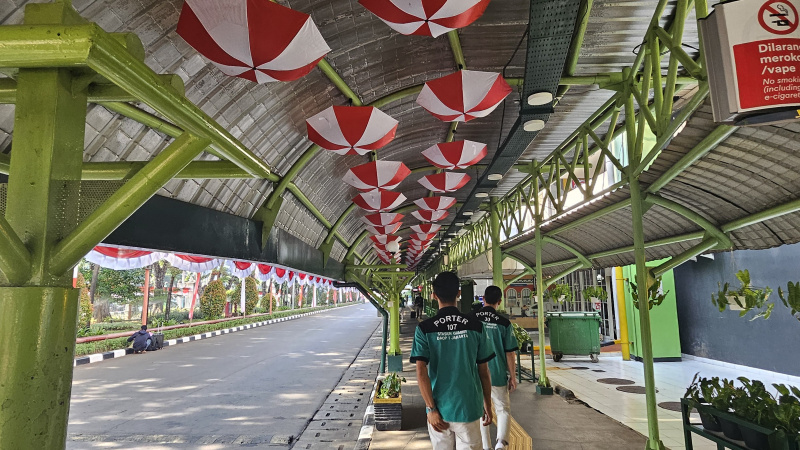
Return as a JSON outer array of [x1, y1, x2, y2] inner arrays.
[[307, 106, 398, 156], [417, 70, 512, 122], [414, 196, 457, 211], [359, 0, 490, 37], [353, 190, 406, 212], [177, 0, 330, 83], [411, 223, 441, 234], [408, 241, 431, 250], [365, 223, 402, 235], [422, 140, 487, 169], [370, 234, 401, 245], [418, 172, 471, 193], [361, 212, 405, 227], [412, 232, 438, 241], [412, 209, 449, 222], [343, 161, 411, 192]]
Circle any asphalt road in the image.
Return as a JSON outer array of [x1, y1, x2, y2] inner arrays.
[[67, 304, 380, 449]]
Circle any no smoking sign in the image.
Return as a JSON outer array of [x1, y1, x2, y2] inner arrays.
[[759, 0, 799, 34]]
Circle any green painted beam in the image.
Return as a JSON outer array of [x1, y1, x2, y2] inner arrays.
[[542, 236, 592, 267], [644, 193, 732, 248], [348, 264, 406, 270], [545, 261, 587, 287], [79, 161, 253, 180], [0, 215, 31, 285], [0, 75, 185, 103], [0, 152, 8, 174], [317, 58, 362, 106], [722, 196, 800, 233], [651, 236, 718, 278], [447, 30, 466, 69], [645, 124, 735, 193], [50, 133, 209, 275]]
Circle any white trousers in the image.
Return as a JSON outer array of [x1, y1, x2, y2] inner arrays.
[[480, 385, 511, 449], [427, 419, 482, 450]]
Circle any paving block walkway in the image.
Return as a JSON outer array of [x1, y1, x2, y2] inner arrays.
[[370, 309, 648, 450]]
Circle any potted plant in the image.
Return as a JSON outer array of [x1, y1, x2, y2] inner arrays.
[[732, 377, 778, 450], [627, 276, 668, 310], [711, 269, 774, 320], [773, 383, 800, 448], [545, 284, 572, 303], [512, 322, 532, 352], [684, 373, 723, 432], [582, 286, 608, 302], [373, 372, 405, 431]]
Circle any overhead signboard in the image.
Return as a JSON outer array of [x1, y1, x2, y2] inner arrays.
[[701, 0, 800, 122]]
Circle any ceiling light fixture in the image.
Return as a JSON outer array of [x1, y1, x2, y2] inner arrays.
[[487, 174, 503, 181], [455, 222, 465, 226], [527, 92, 553, 106], [463, 211, 474, 216], [475, 192, 489, 198], [523, 119, 545, 132]]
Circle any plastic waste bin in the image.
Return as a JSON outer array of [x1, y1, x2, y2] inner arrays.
[[545, 311, 601, 363]]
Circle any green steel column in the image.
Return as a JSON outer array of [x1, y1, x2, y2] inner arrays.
[[626, 82, 664, 450], [389, 276, 401, 355], [489, 197, 505, 308], [534, 221, 550, 390], [0, 287, 79, 449]]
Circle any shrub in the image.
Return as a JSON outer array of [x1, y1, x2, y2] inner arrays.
[[200, 279, 226, 319], [76, 273, 93, 328], [245, 277, 259, 315]]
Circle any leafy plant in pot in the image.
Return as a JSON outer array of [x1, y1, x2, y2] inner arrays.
[[773, 383, 800, 446], [377, 372, 405, 399], [581, 286, 608, 302], [711, 270, 774, 320], [545, 284, 572, 303], [733, 377, 778, 450], [627, 276, 668, 310], [684, 373, 723, 432]]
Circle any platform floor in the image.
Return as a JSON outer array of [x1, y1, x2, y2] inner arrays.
[[67, 304, 381, 449]]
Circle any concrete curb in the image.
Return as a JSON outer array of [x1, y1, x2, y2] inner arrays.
[[73, 304, 359, 367], [354, 381, 378, 450]]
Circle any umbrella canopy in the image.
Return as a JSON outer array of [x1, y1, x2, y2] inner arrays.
[[417, 70, 512, 122], [343, 161, 411, 191], [365, 223, 402, 235], [410, 223, 442, 234], [358, 0, 490, 37], [307, 106, 399, 156], [418, 172, 471, 193], [353, 189, 407, 212], [361, 212, 405, 227], [177, 0, 330, 83], [370, 234, 402, 245], [412, 232, 438, 241], [412, 209, 449, 222], [422, 140, 487, 169], [414, 196, 457, 211]]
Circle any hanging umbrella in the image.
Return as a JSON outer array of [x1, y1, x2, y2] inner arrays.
[[418, 172, 471, 193], [353, 190, 407, 212], [343, 161, 411, 191], [365, 223, 402, 235], [359, 0, 490, 37], [410, 223, 441, 234], [177, 0, 330, 83], [412, 232, 438, 241], [361, 212, 405, 227], [307, 106, 399, 156], [417, 70, 512, 122], [412, 209, 449, 222], [422, 140, 487, 169], [414, 196, 457, 211], [370, 234, 401, 245]]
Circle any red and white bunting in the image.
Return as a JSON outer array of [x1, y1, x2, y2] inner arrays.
[[365, 223, 402, 235], [410, 223, 442, 234], [226, 260, 256, 278], [358, 0, 490, 37], [273, 267, 292, 283], [307, 106, 398, 156], [416, 70, 512, 122], [422, 140, 487, 169], [361, 212, 405, 227], [343, 160, 411, 191], [413, 196, 457, 211], [177, 0, 330, 83], [418, 172, 470, 193], [254, 263, 274, 282], [86, 246, 165, 270], [411, 209, 449, 222], [167, 253, 220, 273], [352, 189, 406, 212]]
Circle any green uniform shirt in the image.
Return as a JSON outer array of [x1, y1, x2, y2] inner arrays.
[[410, 306, 495, 423], [474, 306, 519, 387]]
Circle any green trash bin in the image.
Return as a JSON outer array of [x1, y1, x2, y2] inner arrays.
[[545, 311, 601, 363]]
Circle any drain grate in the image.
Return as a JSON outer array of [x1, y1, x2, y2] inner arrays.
[[658, 401, 683, 412], [616, 386, 658, 394], [597, 378, 635, 385], [593, 369, 606, 373]]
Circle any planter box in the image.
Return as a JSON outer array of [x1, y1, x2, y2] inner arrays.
[[374, 381, 402, 431]]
